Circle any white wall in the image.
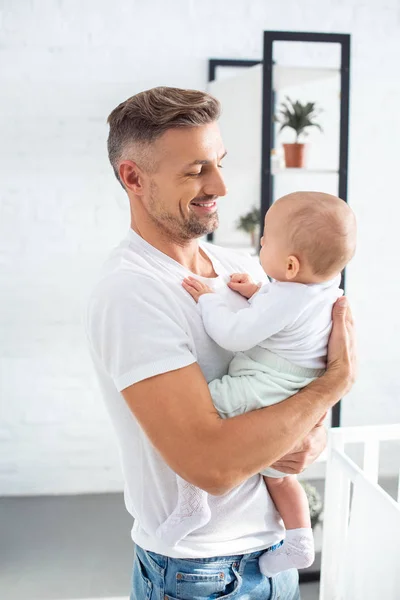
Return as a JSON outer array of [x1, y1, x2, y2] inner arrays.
[[1, 0, 400, 495]]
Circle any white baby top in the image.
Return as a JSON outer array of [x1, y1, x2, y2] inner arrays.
[[198, 276, 343, 369], [86, 228, 284, 559]]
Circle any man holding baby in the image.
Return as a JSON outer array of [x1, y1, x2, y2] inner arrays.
[[86, 87, 356, 600]]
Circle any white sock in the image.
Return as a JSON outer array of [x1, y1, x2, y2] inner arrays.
[[259, 528, 315, 577], [155, 476, 211, 547]]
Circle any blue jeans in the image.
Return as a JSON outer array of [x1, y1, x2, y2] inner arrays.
[[131, 543, 300, 599]]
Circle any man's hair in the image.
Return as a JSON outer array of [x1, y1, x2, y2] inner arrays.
[[275, 192, 357, 277], [107, 87, 221, 185]]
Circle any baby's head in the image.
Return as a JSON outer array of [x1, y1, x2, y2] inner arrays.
[[260, 191, 357, 283]]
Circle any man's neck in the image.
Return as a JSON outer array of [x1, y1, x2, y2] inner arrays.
[[130, 217, 217, 278]]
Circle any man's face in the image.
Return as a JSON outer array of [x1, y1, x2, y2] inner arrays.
[[141, 123, 228, 241]]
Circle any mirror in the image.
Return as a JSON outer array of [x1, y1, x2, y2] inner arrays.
[[271, 41, 342, 203], [208, 63, 263, 253]]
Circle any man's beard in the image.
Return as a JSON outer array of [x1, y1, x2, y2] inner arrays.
[[148, 180, 219, 241]]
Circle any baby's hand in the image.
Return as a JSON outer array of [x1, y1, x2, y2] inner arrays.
[[182, 276, 214, 303], [228, 273, 261, 299]]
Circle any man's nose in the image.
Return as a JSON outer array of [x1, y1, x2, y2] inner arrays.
[[204, 168, 228, 198]]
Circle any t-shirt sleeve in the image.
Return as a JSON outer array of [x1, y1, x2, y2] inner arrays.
[[86, 273, 196, 391]]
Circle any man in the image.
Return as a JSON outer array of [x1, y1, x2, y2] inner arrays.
[[86, 87, 356, 599]]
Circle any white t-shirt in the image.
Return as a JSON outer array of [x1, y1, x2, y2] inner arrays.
[[198, 276, 343, 369], [86, 228, 284, 559]]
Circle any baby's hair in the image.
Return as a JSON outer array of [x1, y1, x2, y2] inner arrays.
[[275, 192, 356, 277]]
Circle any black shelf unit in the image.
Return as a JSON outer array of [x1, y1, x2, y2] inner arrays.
[[207, 33, 351, 430], [208, 58, 261, 83]]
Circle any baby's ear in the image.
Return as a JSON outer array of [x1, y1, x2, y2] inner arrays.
[[286, 256, 300, 280]]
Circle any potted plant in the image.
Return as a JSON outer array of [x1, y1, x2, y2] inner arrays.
[[237, 207, 261, 248], [275, 97, 323, 168], [301, 481, 323, 528]]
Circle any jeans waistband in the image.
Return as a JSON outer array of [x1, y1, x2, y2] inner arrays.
[[140, 539, 284, 570]]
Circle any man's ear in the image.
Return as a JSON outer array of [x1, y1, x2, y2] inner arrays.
[[286, 255, 300, 280], [119, 160, 145, 194]]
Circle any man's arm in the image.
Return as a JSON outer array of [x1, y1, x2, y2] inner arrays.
[[121, 296, 356, 495]]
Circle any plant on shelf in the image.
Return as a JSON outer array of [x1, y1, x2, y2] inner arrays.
[[275, 97, 323, 168], [301, 481, 323, 529], [236, 207, 261, 248]]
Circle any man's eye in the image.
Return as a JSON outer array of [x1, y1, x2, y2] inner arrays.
[[187, 171, 202, 177]]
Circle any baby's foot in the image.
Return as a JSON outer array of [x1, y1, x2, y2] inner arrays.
[[156, 479, 211, 546], [259, 528, 315, 577]]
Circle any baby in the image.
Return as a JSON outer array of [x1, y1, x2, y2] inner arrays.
[[156, 191, 357, 577]]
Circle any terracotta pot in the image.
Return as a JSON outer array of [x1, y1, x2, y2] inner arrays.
[[283, 143, 307, 168]]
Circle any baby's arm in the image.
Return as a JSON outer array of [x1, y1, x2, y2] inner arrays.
[[181, 277, 215, 302], [227, 273, 261, 299], [181, 273, 261, 302], [182, 276, 307, 353]]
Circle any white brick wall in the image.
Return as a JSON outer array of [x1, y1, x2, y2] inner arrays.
[[1, 0, 400, 495]]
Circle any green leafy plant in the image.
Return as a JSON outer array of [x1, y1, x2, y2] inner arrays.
[[237, 207, 261, 247], [236, 207, 261, 234], [301, 481, 323, 528], [276, 97, 323, 143]]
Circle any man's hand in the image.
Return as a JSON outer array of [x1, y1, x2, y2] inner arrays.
[[271, 297, 356, 475], [228, 273, 261, 299], [270, 423, 327, 475], [326, 296, 357, 397], [182, 276, 214, 303]]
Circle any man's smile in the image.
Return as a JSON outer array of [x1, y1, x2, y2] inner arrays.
[[190, 198, 218, 214]]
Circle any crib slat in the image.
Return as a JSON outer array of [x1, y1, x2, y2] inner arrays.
[[397, 470, 400, 503], [320, 431, 350, 600], [363, 440, 380, 483]]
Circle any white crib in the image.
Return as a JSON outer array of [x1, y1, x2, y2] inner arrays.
[[320, 424, 400, 600]]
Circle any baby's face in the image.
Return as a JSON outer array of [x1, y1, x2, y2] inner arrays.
[[259, 210, 289, 281]]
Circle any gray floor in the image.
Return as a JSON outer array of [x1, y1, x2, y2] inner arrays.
[[1, 494, 134, 600], [1, 477, 397, 600]]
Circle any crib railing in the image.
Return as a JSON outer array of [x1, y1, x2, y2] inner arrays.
[[320, 424, 400, 600]]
